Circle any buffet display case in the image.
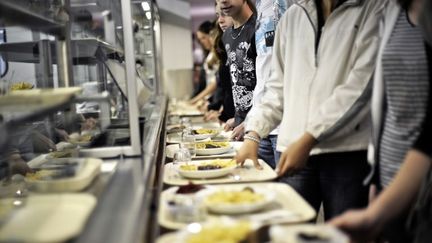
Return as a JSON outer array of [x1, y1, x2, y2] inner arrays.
[[0, 0, 166, 242]]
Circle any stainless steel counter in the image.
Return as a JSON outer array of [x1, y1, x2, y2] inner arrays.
[[74, 95, 167, 243]]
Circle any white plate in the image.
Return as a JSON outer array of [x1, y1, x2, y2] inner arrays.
[[195, 143, 232, 156], [166, 142, 242, 159], [156, 219, 257, 243], [204, 187, 275, 214], [176, 160, 236, 179], [192, 133, 218, 140]]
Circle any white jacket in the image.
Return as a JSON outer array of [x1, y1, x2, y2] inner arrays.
[[245, 0, 388, 154], [366, 0, 400, 183]]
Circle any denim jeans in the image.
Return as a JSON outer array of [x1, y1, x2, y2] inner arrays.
[[258, 135, 280, 169], [279, 150, 370, 220]]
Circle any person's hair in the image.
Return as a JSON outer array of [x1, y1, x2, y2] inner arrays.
[[419, 0, 432, 45], [246, 0, 257, 14], [396, 0, 412, 10], [207, 22, 224, 68], [198, 20, 214, 34]]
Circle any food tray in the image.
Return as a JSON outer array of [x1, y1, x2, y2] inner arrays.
[[158, 182, 316, 230], [163, 159, 277, 186], [0, 194, 96, 243], [25, 158, 102, 192]]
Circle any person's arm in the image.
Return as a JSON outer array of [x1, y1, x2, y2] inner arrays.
[[235, 12, 288, 168], [330, 150, 431, 241], [242, 12, 287, 139], [412, 43, 432, 158], [190, 80, 217, 104]]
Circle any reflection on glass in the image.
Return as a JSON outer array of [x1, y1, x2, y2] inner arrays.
[[0, 29, 7, 79]]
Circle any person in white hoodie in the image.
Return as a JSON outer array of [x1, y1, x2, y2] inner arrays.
[[236, 0, 388, 220]]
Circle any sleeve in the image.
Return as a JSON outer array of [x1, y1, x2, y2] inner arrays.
[[207, 73, 224, 111], [244, 13, 287, 138], [412, 43, 432, 158], [306, 1, 386, 142]]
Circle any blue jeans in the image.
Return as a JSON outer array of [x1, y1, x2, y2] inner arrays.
[[278, 150, 369, 220], [258, 135, 280, 169]]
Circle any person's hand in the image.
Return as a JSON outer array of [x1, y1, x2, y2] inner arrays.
[[189, 98, 199, 105], [329, 208, 382, 242], [55, 128, 69, 141], [224, 118, 235, 131], [204, 110, 220, 122], [276, 132, 317, 176], [8, 153, 33, 176], [198, 102, 209, 113], [231, 122, 245, 141], [235, 133, 263, 170]]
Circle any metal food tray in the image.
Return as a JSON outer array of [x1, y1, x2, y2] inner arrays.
[[158, 182, 316, 230], [163, 159, 277, 186]]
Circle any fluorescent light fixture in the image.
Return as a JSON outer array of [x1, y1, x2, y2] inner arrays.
[[141, 2, 150, 11], [145, 12, 152, 20]]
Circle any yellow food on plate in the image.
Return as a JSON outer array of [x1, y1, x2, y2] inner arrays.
[[26, 170, 56, 180], [68, 134, 92, 144], [10, 82, 34, 90], [48, 149, 74, 159], [195, 141, 230, 149], [179, 159, 236, 171], [192, 128, 218, 135], [186, 222, 251, 243], [206, 190, 265, 205]]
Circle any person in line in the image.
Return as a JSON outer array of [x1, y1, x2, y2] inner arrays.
[[236, 0, 387, 220], [330, 0, 432, 242], [190, 21, 220, 106], [248, 0, 291, 168], [191, 20, 214, 98], [219, 0, 257, 141], [204, 2, 236, 123]]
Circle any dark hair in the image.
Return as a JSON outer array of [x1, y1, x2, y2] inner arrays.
[[419, 0, 432, 45], [198, 20, 214, 34], [246, 0, 257, 14], [211, 22, 225, 63], [396, 0, 412, 10]]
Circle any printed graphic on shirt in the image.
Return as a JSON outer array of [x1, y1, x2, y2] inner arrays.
[[225, 40, 256, 113], [222, 14, 257, 124], [255, 0, 288, 55]]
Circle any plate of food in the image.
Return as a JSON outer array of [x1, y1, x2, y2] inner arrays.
[[191, 128, 219, 140], [195, 141, 232, 155], [176, 159, 237, 179], [67, 133, 93, 147], [46, 148, 76, 160], [25, 158, 102, 192], [156, 219, 254, 243], [204, 186, 275, 214]]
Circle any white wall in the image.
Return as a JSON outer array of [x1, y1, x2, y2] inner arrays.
[[158, 0, 194, 99], [160, 23, 193, 70]]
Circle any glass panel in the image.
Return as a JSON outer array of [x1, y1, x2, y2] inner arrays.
[[0, 29, 7, 78]]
